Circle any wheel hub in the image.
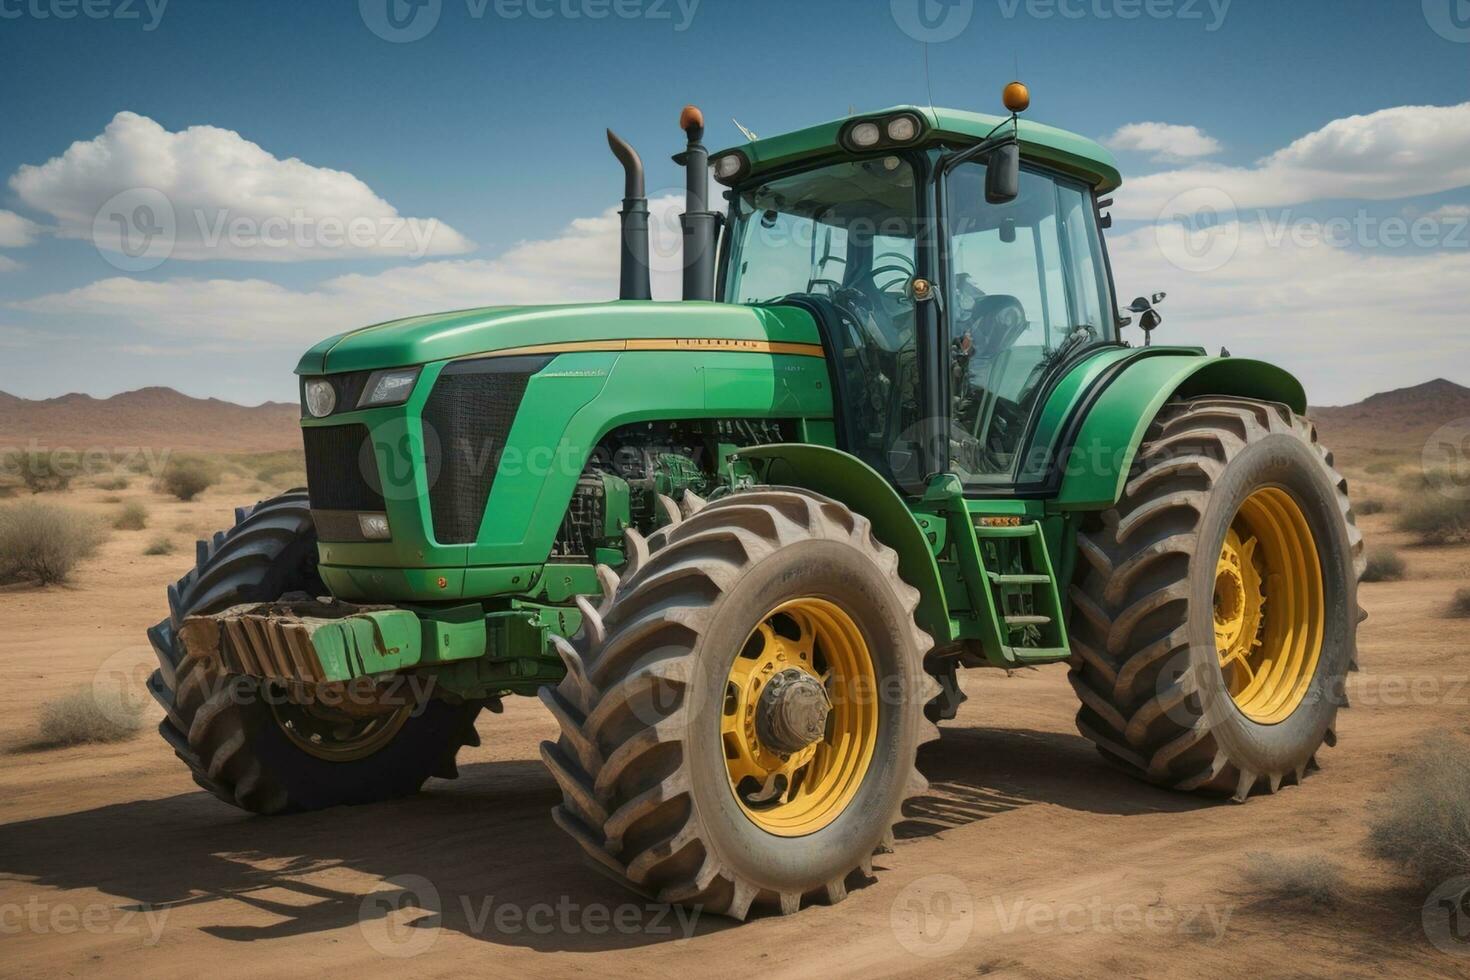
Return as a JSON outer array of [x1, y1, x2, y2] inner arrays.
[[755, 668, 832, 754], [720, 597, 878, 836], [1214, 488, 1325, 725]]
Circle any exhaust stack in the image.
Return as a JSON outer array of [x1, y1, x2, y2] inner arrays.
[[607, 129, 651, 301], [675, 106, 717, 302]]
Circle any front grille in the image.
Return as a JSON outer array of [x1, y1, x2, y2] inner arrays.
[[302, 424, 384, 512], [421, 355, 550, 544]]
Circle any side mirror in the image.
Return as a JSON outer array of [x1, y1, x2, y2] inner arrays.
[[1127, 294, 1164, 345], [986, 142, 1020, 205]]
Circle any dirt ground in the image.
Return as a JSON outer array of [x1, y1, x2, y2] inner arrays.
[[2, 466, 1469, 979]]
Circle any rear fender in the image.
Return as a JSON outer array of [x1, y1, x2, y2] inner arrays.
[[1055, 353, 1307, 510]]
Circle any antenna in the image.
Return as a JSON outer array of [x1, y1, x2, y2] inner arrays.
[[731, 118, 757, 142], [923, 42, 936, 112]]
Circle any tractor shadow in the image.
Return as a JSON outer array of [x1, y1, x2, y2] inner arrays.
[[898, 724, 1211, 840], [0, 726, 1207, 953]]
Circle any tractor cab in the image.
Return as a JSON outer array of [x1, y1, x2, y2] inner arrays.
[[707, 93, 1124, 496]]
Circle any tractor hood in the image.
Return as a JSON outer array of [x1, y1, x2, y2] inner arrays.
[[295, 301, 822, 375]]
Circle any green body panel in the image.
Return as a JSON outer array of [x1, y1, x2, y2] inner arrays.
[[315, 343, 833, 602], [1055, 353, 1307, 510], [718, 104, 1122, 192], [298, 302, 821, 375]]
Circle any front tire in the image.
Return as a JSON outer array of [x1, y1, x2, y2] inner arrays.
[[146, 491, 484, 814], [1067, 397, 1364, 800], [540, 489, 936, 919]]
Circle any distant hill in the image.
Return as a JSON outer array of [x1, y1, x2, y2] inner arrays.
[[1310, 378, 1470, 460], [0, 387, 301, 453], [1, 378, 1464, 460]]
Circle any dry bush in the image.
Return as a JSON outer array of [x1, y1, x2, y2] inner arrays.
[[1451, 588, 1470, 619], [1243, 852, 1346, 907], [1395, 496, 1470, 545], [36, 686, 144, 748], [113, 501, 148, 531], [14, 451, 72, 493], [1367, 741, 1470, 888], [0, 501, 106, 585], [143, 536, 174, 556], [1364, 459, 1400, 476], [95, 475, 130, 491], [158, 456, 219, 501], [1354, 498, 1388, 516], [1360, 548, 1406, 583]]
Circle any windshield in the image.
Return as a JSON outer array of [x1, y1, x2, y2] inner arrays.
[[726, 156, 925, 484]]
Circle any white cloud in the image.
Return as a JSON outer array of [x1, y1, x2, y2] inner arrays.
[[1111, 221, 1470, 405], [1116, 103, 1470, 219], [8, 111, 475, 262], [1104, 122, 1221, 163], [1419, 203, 1470, 222], [0, 325, 45, 348], [15, 194, 687, 344], [0, 210, 41, 248], [0, 256, 21, 273]]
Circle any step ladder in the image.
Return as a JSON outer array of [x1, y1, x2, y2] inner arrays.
[[972, 522, 1070, 665]]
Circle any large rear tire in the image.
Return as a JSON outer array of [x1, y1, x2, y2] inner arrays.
[[146, 491, 483, 814], [540, 488, 937, 919], [1067, 397, 1364, 800]]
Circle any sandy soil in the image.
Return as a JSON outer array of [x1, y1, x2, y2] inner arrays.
[[2, 467, 1469, 979]]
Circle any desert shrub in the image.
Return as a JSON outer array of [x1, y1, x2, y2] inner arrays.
[[1364, 460, 1400, 476], [1395, 496, 1470, 546], [143, 536, 174, 556], [0, 501, 106, 585], [1450, 588, 1470, 619], [158, 456, 218, 501], [14, 451, 72, 493], [1243, 852, 1345, 907], [1354, 498, 1387, 516], [1367, 741, 1470, 888], [1398, 467, 1468, 495], [113, 501, 148, 531], [100, 495, 122, 504], [95, 475, 130, 491], [1360, 548, 1406, 583], [36, 686, 144, 748]]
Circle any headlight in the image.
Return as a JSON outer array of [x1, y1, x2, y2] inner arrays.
[[358, 367, 421, 408], [357, 512, 392, 541], [712, 151, 749, 184], [303, 379, 336, 418], [849, 122, 882, 148], [886, 114, 920, 143]]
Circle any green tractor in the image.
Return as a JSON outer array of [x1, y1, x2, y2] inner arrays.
[[148, 86, 1364, 919]]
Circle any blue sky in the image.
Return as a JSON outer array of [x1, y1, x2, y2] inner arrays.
[[0, 0, 1467, 405]]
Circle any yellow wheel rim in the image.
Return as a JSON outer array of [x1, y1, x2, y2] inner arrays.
[[1213, 487, 1325, 724], [720, 597, 878, 836], [271, 697, 412, 762]]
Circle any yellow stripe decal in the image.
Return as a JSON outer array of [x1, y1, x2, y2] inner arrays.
[[453, 338, 825, 361]]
